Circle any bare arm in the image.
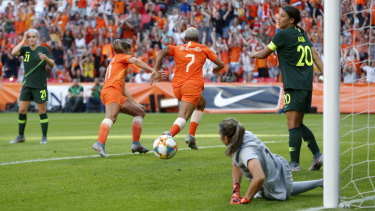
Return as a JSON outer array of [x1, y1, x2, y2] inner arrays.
[[12, 33, 28, 56], [249, 47, 273, 59], [312, 47, 323, 74], [154, 47, 169, 71], [39, 53, 55, 67], [243, 159, 265, 201], [212, 58, 224, 74], [232, 164, 242, 184], [128, 57, 155, 73]]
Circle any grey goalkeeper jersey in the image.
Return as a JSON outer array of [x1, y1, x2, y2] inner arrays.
[[233, 131, 293, 200]]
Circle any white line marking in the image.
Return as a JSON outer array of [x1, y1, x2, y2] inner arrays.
[[0, 141, 284, 166], [2, 134, 289, 141]]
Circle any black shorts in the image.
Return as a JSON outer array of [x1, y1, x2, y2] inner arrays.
[[283, 89, 312, 113], [19, 86, 48, 103]]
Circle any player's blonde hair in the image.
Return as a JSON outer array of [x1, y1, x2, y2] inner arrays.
[[112, 39, 132, 54], [26, 28, 39, 37], [185, 27, 199, 42]]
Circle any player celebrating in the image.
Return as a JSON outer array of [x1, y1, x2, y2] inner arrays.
[[151, 27, 224, 149], [92, 39, 156, 157], [218, 118, 323, 204], [10, 29, 55, 144], [249, 6, 324, 171]]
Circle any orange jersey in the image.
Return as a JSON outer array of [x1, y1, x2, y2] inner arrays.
[[168, 41, 218, 88], [103, 54, 131, 93]]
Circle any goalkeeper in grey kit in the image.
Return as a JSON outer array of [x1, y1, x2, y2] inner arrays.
[[10, 29, 54, 144], [218, 118, 323, 204]]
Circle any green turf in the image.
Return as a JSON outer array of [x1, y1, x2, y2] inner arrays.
[[0, 112, 373, 210]]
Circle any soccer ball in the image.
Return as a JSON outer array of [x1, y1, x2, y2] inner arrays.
[[153, 135, 178, 159]]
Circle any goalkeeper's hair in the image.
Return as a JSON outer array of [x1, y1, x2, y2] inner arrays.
[[112, 39, 132, 54], [219, 118, 245, 157], [282, 5, 305, 33]]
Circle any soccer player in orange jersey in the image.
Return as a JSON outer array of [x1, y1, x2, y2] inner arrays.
[[92, 39, 156, 157], [151, 27, 224, 149]]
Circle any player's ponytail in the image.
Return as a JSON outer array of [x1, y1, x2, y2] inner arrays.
[[219, 118, 245, 156], [282, 6, 305, 33]]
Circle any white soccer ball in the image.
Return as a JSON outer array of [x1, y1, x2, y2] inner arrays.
[[153, 135, 178, 159]]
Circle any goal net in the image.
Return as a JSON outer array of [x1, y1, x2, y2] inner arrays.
[[338, 0, 375, 208]]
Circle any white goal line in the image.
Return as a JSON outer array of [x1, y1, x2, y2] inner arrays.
[[0, 141, 283, 166]]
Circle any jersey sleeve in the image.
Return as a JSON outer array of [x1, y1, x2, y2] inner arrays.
[[20, 46, 26, 56], [116, 54, 131, 63], [43, 46, 54, 59], [233, 147, 259, 168], [168, 45, 176, 56], [268, 30, 287, 51], [205, 47, 218, 62]]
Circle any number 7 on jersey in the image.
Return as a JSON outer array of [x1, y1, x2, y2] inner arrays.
[[185, 54, 195, 72]]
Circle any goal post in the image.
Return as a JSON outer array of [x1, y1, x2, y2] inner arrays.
[[323, 0, 341, 208]]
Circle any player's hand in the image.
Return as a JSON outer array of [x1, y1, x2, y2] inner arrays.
[[239, 197, 251, 204], [22, 32, 28, 42], [38, 53, 48, 61], [148, 70, 167, 85]]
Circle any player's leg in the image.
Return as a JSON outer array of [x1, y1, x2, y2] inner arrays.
[[291, 179, 323, 196], [284, 89, 306, 171], [300, 91, 323, 170], [168, 101, 195, 137], [185, 97, 205, 150], [33, 87, 49, 144], [93, 103, 120, 157], [36, 102, 48, 144], [286, 110, 304, 171], [10, 100, 31, 144], [120, 99, 148, 153]]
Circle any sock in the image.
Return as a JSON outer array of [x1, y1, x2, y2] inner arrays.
[[289, 127, 303, 164], [132, 116, 143, 142], [301, 124, 321, 156], [189, 110, 203, 136], [291, 179, 323, 196], [98, 118, 113, 145], [170, 117, 186, 137], [39, 113, 48, 137], [18, 114, 27, 136]]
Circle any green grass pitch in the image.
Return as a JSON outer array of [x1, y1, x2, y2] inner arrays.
[[0, 112, 372, 210]]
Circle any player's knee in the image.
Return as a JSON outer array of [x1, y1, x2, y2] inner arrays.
[[197, 98, 206, 110]]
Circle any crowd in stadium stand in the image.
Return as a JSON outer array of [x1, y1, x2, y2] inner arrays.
[[0, 0, 374, 85]]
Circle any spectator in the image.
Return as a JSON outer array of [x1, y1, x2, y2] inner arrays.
[[134, 69, 151, 83], [86, 77, 104, 112], [361, 61, 375, 83], [65, 78, 84, 112]]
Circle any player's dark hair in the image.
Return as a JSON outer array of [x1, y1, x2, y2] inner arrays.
[[219, 118, 245, 156], [112, 39, 132, 54], [282, 5, 305, 33]]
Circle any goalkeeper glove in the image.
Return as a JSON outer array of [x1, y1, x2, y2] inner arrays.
[[230, 183, 241, 204]]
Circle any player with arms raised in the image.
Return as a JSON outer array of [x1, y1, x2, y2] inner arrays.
[[10, 29, 54, 144], [250, 6, 324, 171], [92, 39, 156, 157], [151, 27, 224, 149]]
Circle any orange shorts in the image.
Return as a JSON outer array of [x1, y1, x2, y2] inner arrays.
[[173, 82, 203, 106], [101, 88, 127, 106]]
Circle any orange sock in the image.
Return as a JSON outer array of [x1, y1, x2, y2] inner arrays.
[[170, 124, 181, 137], [132, 116, 143, 142], [189, 122, 199, 136], [98, 123, 110, 144]]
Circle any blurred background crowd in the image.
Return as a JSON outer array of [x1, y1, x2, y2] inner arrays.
[[0, 0, 374, 85]]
